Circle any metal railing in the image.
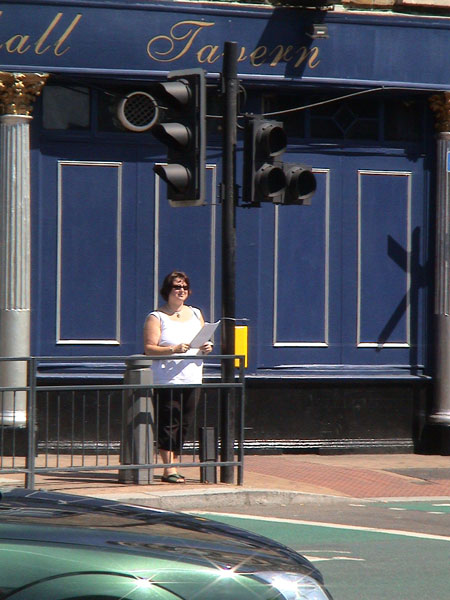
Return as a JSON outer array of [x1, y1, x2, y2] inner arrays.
[[0, 355, 245, 490]]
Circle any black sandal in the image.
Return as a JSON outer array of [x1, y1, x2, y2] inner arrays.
[[161, 473, 185, 483]]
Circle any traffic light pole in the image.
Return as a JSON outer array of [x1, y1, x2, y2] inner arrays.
[[220, 41, 238, 483]]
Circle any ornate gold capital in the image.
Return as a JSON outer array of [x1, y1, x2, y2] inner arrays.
[[0, 72, 49, 116], [429, 92, 450, 133]]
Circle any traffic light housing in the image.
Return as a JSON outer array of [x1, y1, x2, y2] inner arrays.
[[152, 69, 206, 206], [242, 117, 287, 206], [242, 116, 317, 206]]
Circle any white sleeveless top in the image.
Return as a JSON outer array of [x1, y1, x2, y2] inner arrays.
[[148, 306, 203, 385]]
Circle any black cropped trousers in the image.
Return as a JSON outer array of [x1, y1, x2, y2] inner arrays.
[[154, 387, 200, 454]]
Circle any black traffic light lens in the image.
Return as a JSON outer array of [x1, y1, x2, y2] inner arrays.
[[154, 80, 191, 107], [257, 122, 287, 158], [283, 164, 317, 204], [256, 163, 286, 197], [294, 170, 317, 198], [154, 163, 191, 195], [153, 122, 191, 151]]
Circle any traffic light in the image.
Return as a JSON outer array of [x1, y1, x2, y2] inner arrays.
[[242, 116, 287, 206], [278, 162, 317, 205], [152, 68, 206, 206], [242, 115, 317, 206]]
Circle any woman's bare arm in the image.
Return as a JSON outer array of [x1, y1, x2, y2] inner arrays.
[[143, 314, 188, 355]]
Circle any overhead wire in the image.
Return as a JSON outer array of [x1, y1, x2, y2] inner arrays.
[[206, 84, 440, 122]]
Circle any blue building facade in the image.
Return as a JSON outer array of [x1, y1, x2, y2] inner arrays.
[[1, 0, 450, 452]]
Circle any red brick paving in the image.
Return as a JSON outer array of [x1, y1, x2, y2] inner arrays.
[[1, 453, 449, 500], [244, 455, 450, 498]]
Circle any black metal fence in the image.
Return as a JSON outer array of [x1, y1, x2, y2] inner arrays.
[[0, 355, 245, 489]]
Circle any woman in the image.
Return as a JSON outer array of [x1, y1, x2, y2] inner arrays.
[[143, 271, 213, 483]]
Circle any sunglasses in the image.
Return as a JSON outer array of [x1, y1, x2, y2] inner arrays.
[[172, 284, 189, 291]]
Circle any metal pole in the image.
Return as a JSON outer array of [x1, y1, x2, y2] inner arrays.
[[220, 42, 238, 482]]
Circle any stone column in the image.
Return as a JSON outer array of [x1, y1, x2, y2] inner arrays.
[[0, 72, 47, 427], [429, 92, 450, 454]]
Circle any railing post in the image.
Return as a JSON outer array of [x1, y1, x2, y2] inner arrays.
[[25, 357, 36, 489], [119, 356, 154, 484]]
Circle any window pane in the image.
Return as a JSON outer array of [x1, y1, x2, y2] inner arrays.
[[384, 98, 423, 142], [43, 86, 90, 130], [309, 95, 379, 141]]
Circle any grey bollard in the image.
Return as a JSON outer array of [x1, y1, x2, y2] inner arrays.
[[119, 356, 154, 484]]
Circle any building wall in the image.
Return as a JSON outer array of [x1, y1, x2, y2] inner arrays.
[[1, 0, 450, 451]]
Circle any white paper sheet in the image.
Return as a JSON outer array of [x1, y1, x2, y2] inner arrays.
[[190, 321, 220, 347], [184, 321, 220, 355]]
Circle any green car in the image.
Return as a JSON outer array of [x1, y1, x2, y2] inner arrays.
[[0, 488, 334, 599]]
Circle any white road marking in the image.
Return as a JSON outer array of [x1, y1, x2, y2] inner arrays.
[[304, 556, 366, 562], [192, 511, 450, 542]]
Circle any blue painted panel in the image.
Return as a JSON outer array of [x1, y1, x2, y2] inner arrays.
[[32, 142, 143, 356], [1, 1, 450, 90], [340, 155, 428, 368], [256, 155, 343, 368], [58, 162, 120, 341], [358, 172, 409, 346], [275, 170, 328, 345], [154, 165, 217, 323]]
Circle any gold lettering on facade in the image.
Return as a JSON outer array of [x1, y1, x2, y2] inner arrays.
[[146, 20, 319, 72], [294, 46, 312, 69], [0, 13, 320, 74], [269, 45, 294, 67], [35, 13, 63, 54], [4, 35, 31, 54], [237, 47, 247, 63], [249, 46, 267, 67], [196, 45, 222, 64], [54, 14, 82, 56], [307, 46, 320, 69], [0, 72, 48, 116], [0, 12, 81, 57], [147, 21, 215, 62]]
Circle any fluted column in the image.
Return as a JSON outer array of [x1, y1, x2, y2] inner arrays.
[[0, 72, 47, 427], [429, 91, 450, 453]]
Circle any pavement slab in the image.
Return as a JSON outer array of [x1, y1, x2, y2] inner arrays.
[[1, 452, 448, 510]]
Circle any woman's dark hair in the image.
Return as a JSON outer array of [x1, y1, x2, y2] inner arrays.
[[160, 271, 191, 301]]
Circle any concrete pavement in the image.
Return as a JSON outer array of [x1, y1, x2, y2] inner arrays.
[[2, 452, 448, 511]]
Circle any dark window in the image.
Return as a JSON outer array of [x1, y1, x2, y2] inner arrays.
[[42, 86, 90, 130], [309, 97, 379, 141], [262, 93, 305, 138], [384, 98, 423, 142], [97, 87, 124, 132]]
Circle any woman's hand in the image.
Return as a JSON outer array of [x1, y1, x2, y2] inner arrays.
[[200, 341, 213, 355], [172, 343, 190, 354]]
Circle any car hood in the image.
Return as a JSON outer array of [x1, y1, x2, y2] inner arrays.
[[0, 488, 321, 580]]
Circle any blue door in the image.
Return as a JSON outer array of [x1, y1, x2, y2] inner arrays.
[[253, 150, 430, 374], [32, 141, 219, 357]]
